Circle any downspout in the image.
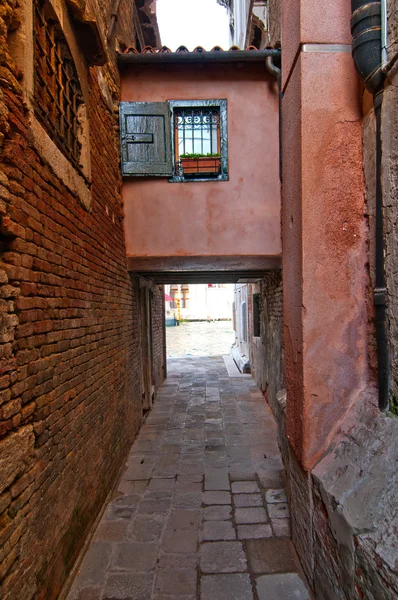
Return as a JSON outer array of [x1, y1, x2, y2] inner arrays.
[[265, 57, 282, 181], [381, 0, 388, 70], [351, 0, 390, 409], [381, 0, 398, 74]]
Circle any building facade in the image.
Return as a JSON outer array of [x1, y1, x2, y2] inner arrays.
[[166, 284, 234, 322], [231, 1, 398, 598], [1, 1, 398, 599], [0, 2, 165, 599], [219, 0, 268, 48]]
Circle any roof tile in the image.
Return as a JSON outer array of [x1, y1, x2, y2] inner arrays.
[[121, 45, 266, 55]]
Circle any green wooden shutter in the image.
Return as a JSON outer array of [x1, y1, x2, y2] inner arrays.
[[119, 102, 173, 176]]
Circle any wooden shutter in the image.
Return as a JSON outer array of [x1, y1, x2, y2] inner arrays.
[[119, 102, 173, 176]]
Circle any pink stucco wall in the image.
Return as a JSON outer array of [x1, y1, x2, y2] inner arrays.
[[281, 0, 352, 89], [120, 63, 281, 264], [281, 1, 368, 470]]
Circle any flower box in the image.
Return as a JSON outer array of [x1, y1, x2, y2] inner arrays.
[[180, 156, 221, 176]]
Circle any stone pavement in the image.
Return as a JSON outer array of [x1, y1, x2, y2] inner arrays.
[[166, 321, 235, 358], [67, 357, 310, 600]]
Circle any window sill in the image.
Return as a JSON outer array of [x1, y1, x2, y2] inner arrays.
[[169, 173, 229, 183], [31, 116, 92, 211]]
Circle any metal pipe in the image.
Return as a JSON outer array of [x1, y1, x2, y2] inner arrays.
[[351, 1, 390, 409], [381, 0, 388, 69], [265, 55, 281, 77], [265, 57, 282, 182], [351, 0, 384, 93], [117, 48, 281, 66], [374, 91, 390, 410]]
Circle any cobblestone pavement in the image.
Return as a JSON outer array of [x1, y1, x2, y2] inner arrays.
[[67, 357, 310, 600], [166, 321, 235, 358]]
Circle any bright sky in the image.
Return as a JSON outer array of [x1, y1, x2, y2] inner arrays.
[[157, 0, 230, 51]]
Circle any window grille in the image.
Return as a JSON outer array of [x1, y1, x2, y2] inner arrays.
[[168, 99, 228, 183], [174, 108, 221, 158], [33, 0, 83, 169]]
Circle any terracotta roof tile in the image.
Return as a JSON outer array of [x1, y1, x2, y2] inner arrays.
[[124, 45, 139, 54], [121, 44, 267, 55]]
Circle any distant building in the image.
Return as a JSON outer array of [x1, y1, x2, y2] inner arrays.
[[165, 284, 234, 322], [219, 0, 268, 48]]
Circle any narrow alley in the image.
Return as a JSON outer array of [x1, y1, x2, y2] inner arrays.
[[67, 357, 309, 600]]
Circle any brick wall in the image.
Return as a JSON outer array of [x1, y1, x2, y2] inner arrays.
[[382, 6, 398, 407], [267, 0, 281, 46], [262, 2, 398, 598], [250, 271, 284, 414], [0, 2, 164, 598], [152, 284, 165, 391]]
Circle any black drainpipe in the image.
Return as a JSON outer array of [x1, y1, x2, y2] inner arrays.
[[351, 0, 390, 410]]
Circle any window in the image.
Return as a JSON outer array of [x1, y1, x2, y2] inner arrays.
[[170, 100, 228, 182], [241, 301, 248, 343], [170, 286, 178, 309], [181, 285, 190, 309], [34, 0, 84, 170], [119, 99, 228, 181], [253, 293, 261, 337], [173, 107, 221, 178]]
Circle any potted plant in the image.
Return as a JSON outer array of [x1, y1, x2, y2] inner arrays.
[[180, 153, 221, 175]]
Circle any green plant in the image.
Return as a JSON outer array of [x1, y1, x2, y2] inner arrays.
[[180, 152, 221, 159], [389, 402, 398, 417]]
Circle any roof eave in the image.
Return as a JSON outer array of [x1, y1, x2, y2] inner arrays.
[[117, 49, 281, 67]]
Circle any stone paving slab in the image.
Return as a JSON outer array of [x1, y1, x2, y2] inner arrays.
[[67, 357, 311, 600]]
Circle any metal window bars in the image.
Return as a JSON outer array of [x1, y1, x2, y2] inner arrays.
[[33, 0, 83, 169], [174, 108, 221, 158]]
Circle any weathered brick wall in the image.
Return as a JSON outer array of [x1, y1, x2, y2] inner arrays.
[[250, 271, 284, 413], [0, 1, 159, 598], [152, 284, 165, 391], [267, 0, 281, 46], [261, 4, 398, 600], [383, 4, 398, 405]]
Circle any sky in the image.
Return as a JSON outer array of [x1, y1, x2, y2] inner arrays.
[[156, 0, 230, 51]]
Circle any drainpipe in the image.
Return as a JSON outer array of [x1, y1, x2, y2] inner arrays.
[[265, 56, 282, 181], [265, 55, 281, 78], [351, 0, 390, 409], [381, 0, 398, 74]]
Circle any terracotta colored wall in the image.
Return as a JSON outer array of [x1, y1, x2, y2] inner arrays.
[[281, 10, 368, 472], [120, 63, 281, 262], [279, 0, 373, 590]]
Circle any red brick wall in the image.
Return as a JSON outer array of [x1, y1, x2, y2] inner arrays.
[[152, 285, 165, 390], [249, 271, 284, 412], [0, 2, 154, 599]]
